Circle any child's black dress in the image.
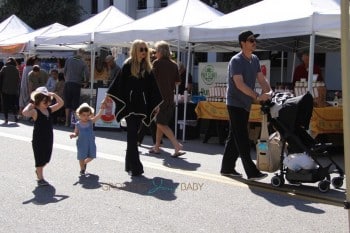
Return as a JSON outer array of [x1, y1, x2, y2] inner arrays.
[[32, 107, 53, 167]]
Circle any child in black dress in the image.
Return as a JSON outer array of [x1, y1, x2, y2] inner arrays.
[[22, 86, 64, 186]]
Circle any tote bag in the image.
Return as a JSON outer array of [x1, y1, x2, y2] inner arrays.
[[256, 114, 282, 172]]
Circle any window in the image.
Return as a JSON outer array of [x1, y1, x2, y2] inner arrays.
[[138, 0, 147, 10], [160, 0, 168, 7], [91, 0, 98, 14], [193, 52, 208, 65]]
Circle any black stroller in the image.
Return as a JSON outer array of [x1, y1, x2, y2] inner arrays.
[[261, 92, 344, 192]]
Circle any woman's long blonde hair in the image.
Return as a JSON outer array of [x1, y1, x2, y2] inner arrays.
[[126, 39, 152, 78]]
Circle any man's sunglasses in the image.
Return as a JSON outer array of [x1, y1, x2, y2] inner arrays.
[[247, 38, 257, 43]]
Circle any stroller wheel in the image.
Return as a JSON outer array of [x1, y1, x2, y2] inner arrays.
[[318, 180, 330, 193], [271, 176, 284, 187], [331, 177, 344, 189]]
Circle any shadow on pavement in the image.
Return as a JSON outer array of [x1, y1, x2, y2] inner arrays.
[[141, 146, 201, 171], [73, 173, 101, 189], [161, 156, 201, 171], [0, 122, 19, 128], [22, 185, 69, 205], [221, 175, 345, 209], [248, 185, 326, 214], [100, 176, 179, 201]]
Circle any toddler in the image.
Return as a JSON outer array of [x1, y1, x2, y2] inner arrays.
[[70, 103, 104, 175]]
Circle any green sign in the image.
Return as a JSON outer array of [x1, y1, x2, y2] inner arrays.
[[201, 65, 217, 85]]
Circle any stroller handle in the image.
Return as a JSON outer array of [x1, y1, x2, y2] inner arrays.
[[260, 99, 274, 114]]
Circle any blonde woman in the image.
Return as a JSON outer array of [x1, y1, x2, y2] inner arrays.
[[104, 39, 162, 177]]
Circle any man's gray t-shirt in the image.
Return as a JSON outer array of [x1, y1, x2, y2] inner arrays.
[[64, 56, 89, 84], [226, 51, 261, 112]]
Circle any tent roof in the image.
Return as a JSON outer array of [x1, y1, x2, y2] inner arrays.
[[35, 6, 134, 45], [189, 0, 341, 50], [0, 15, 33, 42], [95, 0, 223, 45], [0, 23, 67, 46]]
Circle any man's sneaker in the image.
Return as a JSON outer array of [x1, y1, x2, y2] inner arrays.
[[221, 170, 242, 178], [248, 173, 268, 181], [37, 179, 49, 186]]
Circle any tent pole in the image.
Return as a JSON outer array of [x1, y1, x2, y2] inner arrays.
[[174, 40, 180, 138], [340, 0, 350, 226], [190, 47, 195, 80], [291, 40, 299, 83], [90, 43, 95, 106], [182, 43, 192, 142], [291, 52, 296, 83], [307, 33, 315, 93], [280, 51, 284, 83]]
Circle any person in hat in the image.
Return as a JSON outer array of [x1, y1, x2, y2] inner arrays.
[[22, 86, 64, 186], [292, 50, 323, 86], [105, 55, 121, 86], [69, 102, 105, 176], [220, 30, 272, 181]]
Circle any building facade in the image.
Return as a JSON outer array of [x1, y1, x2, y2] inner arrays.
[[78, 0, 176, 20]]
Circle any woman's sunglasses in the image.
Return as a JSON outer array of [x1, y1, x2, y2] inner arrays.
[[139, 47, 148, 53]]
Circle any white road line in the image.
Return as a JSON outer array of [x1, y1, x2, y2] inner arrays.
[[0, 131, 247, 187]]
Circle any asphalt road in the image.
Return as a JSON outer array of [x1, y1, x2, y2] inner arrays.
[[0, 116, 348, 233]]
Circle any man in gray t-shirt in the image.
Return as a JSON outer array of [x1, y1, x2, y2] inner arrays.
[[220, 30, 272, 181], [63, 48, 90, 126]]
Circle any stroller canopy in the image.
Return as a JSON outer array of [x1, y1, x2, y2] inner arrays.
[[274, 92, 314, 131]]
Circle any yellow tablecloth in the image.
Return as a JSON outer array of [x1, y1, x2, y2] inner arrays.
[[310, 106, 343, 136], [195, 101, 343, 136], [195, 101, 262, 122]]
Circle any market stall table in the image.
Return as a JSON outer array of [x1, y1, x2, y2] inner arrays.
[[195, 101, 262, 122], [195, 101, 344, 144], [310, 106, 343, 137], [195, 101, 262, 144]]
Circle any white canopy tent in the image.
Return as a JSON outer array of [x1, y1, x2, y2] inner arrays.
[[0, 15, 33, 42], [189, 0, 343, 80], [94, 0, 228, 56], [0, 23, 68, 56], [0, 15, 33, 56], [35, 6, 134, 46], [189, 0, 341, 42], [34, 6, 135, 105], [95, 0, 223, 46]]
